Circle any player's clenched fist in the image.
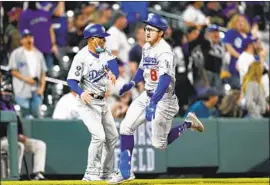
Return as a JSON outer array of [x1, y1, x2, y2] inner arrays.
[[119, 81, 134, 96], [80, 91, 93, 104]]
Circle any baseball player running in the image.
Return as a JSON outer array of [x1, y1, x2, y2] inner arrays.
[[108, 13, 205, 184], [67, 24, 119, 181]]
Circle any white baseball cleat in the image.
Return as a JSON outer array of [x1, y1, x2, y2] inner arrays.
[[82, 173, 102, 181], [185, 112, 204, 132], [107, 171, 135, 184]]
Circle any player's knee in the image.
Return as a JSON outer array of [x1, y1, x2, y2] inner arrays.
[[152, 140, 167, 150], [37, 140, 47, 151], [120, 123, 133, 135]]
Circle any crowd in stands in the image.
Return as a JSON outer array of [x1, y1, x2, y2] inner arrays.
[[1, 1, 269, 120]]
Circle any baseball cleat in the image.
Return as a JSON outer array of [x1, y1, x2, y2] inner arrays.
[[185, 112, 204, 132], [107, 171, 135, 184], [82, 173, 102, 181]]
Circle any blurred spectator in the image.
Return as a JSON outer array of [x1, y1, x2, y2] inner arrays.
[[128, 24, 145, 94], [68, 12, 85, 47], [128, 24, 144, 77], [97, 3, 112, 29], [0, 71, 47, 180], [79, 2, 99, 25], [182, 2, 210, 28], [204, 26, 226, 91], [203, 2, 225, 26], [242, 62, 266, 118], [218, 89, 244, 117], [39, 2, 68, 68], [222, 2, 240, 24], [182, 26, 211, 91], [164, 25, 174, 46], [52, 91, 80, 119], [120, 2, 148, 34], [4, 7, 22, 54], [9, 29, 47, 118], [236, 37, 261, 84], [106, 11, 131, 64], [111, 91, 132, 119], [184, 88, 219, 118], [107, 60, 129, 108], [19, 2, 58, 70], [223, 14, 250, 88]]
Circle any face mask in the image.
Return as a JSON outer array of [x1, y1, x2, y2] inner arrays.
[[94, 38, 105, 53]]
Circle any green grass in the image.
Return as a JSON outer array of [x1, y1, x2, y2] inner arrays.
[[1, 178, 269, 185]]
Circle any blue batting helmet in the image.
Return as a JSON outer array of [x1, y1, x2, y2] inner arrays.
[[83, 24, 110, 39], [143, 13, 168, 31]]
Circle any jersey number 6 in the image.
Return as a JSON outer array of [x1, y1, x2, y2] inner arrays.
[[150, 69, 158, 81]]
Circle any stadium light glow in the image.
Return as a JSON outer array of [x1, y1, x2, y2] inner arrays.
[[224, 84, 231, 91], [53, 65, 60, 72], [154, 4, 162, 11], [41, 104, 48, 111], [72, 46, 79, 53], [112, 4, 120, 10], [63, 56, 70, 63], [14, 104, 20, 111], [219, 32, 225, 39], [128, 37, 135, 45], [67, 10, 74, 18]]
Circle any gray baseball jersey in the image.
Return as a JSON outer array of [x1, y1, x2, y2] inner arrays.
[[139, 39, 176, 95], [67, 46, 118, 176], [67, 46, 116, 96], [120, 38, 179, 149]]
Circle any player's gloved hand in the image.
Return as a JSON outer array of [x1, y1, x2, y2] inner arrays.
[[145, 102, 157, 121], [80, 91, 93, 104], [119, 82, 134, 96]]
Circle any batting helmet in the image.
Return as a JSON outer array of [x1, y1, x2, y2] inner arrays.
[[143, 13, 168, 31], [83, 24, 110, 39]]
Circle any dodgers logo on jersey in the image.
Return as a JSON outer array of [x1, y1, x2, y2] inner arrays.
[[143, 57, 158, 67], [89, 66, 107, 83]]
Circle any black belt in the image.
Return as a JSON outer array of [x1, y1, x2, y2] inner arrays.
[[90, 93, 104, 100]]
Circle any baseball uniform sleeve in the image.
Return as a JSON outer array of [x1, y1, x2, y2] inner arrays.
[[67, 54, 84, 81], [157, 52, 174, 76]]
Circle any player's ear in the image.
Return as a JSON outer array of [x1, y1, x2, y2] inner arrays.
[[159, 30, 164, 37]]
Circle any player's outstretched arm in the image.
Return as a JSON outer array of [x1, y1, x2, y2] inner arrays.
[[146, 74, 171, 121], [119, 68, 144, 96]]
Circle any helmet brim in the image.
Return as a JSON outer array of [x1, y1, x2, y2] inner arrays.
[[143, 20, 166, 31], [84, 32, 110, 39]]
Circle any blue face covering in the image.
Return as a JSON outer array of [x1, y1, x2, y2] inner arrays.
[[94, 38, 105, 53]]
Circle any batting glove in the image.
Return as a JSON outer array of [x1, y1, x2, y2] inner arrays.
[[146, 102, 157, 121], [119, 81, 134, 96]]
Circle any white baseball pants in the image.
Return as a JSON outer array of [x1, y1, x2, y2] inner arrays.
[[77, 99, 118, 176], [0, 137, 46, 174], [120, 91, 179, 149]]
